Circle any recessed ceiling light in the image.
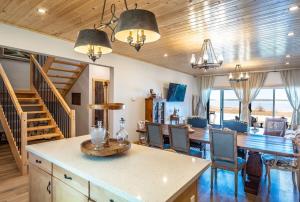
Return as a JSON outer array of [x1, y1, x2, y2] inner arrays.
[[286, 62, 290, 65], [164, 53, 168, 57], [286, 54, 291, 58], [37, 8, 47, 14], [288, 32, 294, 36], [289, 5, 299, 11]]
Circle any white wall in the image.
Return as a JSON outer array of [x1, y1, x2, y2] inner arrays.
[[0, 58, 30, 89], [0, 23, 199, 140]]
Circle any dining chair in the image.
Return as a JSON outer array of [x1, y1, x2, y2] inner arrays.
[[263, 117, 287, 137], [223, 120, 248, 133], [187, 117, 208, 158], [263, 133, 300, 192], [169, 125, 190, 154], [146, 122, 164, 149], [209, 128, 246, 196]]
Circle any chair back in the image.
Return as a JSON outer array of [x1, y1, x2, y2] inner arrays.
[[209, 128, 237, 168], [187, 117, 208, 128], [264, 117, 287, 137], [223, 120, 248, 133], [146, 123, 164, 148], [169, 125, 190, 154]]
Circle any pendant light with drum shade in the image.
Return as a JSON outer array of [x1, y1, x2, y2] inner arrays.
[[74, 0, 160, 62], [114, 3, 160, 51], [74, 29, 112, 62]]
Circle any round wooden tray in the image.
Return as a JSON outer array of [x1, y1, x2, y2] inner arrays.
[[81, 138, 131, 157]]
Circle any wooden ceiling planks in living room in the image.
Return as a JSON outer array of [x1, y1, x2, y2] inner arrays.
[[0, 0, 300, 75]]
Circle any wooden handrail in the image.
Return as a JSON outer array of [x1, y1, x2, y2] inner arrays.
[[0, 64, 23, 117], [30, 55, 72, 115]]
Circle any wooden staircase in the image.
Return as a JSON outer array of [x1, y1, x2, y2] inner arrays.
[[43, 57, 87, 96], [15, 90, 64, 142]]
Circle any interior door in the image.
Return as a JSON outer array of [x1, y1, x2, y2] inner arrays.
[[29, 164, 52, 202]]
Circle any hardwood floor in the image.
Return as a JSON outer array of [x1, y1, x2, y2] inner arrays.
[[0, 143, 29, 202], [0, 143, 298, 202]]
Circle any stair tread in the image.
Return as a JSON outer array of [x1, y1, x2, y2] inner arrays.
[[20, 104, 42, 107], [15, 90, 35, 94], [50, 66, 80, 73], [27, 125, 56, 131], [26, 111, 47, 114], [27, 133, 61, 141], [47, 74, 77, 79], [18, 98, 39, 101], [52, 81, 72, 85], [27, 118, 51, 122], [53, 59, 84, 67]]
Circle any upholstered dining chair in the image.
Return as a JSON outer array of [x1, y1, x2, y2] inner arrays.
[[223, 120, 248, 133], [263, 133, 300, 192], [169, 125, 190, 154], [146, 123, 164, 149], [187, 117, 208, 158], [263, 117, 287, 137], [209, 128, 246, 196]]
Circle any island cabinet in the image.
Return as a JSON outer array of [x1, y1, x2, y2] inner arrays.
[[28, 152, 123, 202]]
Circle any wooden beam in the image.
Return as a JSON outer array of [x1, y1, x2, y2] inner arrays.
[[42, 56, 55, 73], [47, 74, 77, 79], [53, 59, 84, 67], [20, 112, 27, 175], [49, 66, 81, 73]]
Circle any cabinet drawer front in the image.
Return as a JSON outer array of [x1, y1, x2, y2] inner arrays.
[[29, 152, 52, 174], [53, 164, 89, 196], [90, 183, 129, 202]]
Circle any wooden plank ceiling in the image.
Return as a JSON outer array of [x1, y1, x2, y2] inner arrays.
[[0, 0, 300, 76]]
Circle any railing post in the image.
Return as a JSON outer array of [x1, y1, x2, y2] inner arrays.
[[21, 112, 27, 175], [70, 110, 76, 137], [30, 57, 34, 91]]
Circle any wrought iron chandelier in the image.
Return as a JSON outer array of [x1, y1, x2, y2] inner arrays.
[[190, 39, 223, 70], [229, 64, 249, 82], [74, 0, 160, 62]]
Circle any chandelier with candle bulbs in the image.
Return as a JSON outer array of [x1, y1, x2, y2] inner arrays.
[[74, 0, 160, 62], [229, 64, 249, 82], [190, 39, 223, 70]]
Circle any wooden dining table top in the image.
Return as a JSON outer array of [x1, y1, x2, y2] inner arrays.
[[136, 125, 298, 158]]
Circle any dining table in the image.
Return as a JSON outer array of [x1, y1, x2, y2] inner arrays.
[[136, 125, 300, 194]]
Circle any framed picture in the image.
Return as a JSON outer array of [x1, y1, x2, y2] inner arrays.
[[0, 48, 30, 61], [72, 93, 81, 105]]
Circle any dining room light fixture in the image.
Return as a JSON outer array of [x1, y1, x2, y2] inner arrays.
[[190, 39, 223, 70], [37, 8, 47, 14], [289, 5, 299, 12], [228, 64, 249, 82], [288, 32, 294, 36], [74, 0, 160, 62]]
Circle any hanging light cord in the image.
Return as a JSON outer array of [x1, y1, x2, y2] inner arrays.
[[100, 0, 107, 25]]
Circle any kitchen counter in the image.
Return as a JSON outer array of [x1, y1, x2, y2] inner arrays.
[[26, 135, 210, 202]]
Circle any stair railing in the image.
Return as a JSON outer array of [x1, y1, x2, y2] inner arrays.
[[30, 55, 75, 138], [0, 64, 27, 174]]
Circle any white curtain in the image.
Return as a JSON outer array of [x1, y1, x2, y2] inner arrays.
[[230, 72, 266, 123], [280, 70, 300, 126], [198, 76, 215, 118]]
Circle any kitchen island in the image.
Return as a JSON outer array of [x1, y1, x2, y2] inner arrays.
[[26, 135, 210, 202]]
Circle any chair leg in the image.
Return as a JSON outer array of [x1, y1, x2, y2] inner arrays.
[[267, 165, 271, 192], [292, 171, 297, 187], [242, 166, 246, 184], [234, 171, 238, 197], [211, 167, 214, 190]]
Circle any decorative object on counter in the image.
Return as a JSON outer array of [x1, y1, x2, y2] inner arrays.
[[149, 89, 156, 98], [81, 138, 131, 157], [116, 118, 129, 145], [90, 121, 106, 150], [170, 108, 180, 125]]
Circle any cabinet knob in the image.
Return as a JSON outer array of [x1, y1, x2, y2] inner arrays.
[[64, 174, 72, 180], [35, 159, 42, 164]]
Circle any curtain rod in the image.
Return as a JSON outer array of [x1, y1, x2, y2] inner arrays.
[[197, 67, 300, 77]]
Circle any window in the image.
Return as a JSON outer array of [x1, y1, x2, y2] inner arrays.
[[223, 90, 240, 121], [275, 89, 293, 123], [251, 88, 293, 125], [251, 89, 274, 124], [209, 90, 221, 124]]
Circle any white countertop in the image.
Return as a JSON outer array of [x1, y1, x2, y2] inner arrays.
[[26, 135, 210, 202]]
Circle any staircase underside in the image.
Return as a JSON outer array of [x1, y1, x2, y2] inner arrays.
[[44, 57, 87, 97]]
